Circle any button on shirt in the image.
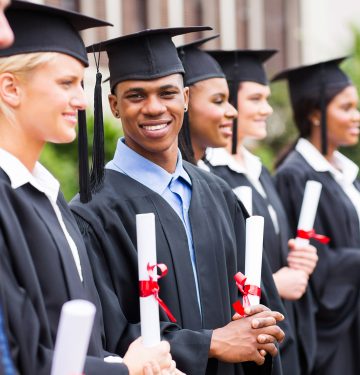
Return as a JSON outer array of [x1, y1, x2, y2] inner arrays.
[[0, 148, 83, 282], [106, 138, 202, 311], [296, 138, 360, 231]]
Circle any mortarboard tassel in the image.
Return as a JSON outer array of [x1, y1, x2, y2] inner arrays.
[[90, 50, 105, 192], [229, 80, 239, 155], [320, 65, 328, 155], [77, 99, 91, 204]]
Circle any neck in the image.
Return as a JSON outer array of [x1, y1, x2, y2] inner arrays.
[[226, 137, 246, 167], [0, 117, 43, 171], [193, 142, 206, 163], [308, 132, 336, 162]]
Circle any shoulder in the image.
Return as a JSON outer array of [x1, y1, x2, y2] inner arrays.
[[275, 150, 312, 182]]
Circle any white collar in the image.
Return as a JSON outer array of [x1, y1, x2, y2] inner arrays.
[[296, 138, 359, 184], [206, 146, 263, 181], [0, 148, 60, 202]]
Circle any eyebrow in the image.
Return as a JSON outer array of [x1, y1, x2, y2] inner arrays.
[[123, 84, 180, 95]]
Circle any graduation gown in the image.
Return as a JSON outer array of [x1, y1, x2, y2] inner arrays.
[[0, 169, 127, 375], [275, 150, 360, 375], [209, 161, 317, 375], [70, 162, 274, 375]]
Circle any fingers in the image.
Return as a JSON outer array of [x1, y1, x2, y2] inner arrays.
[[244, 304, 270, 316], [232, 312, 242, 321], [257, 334, 276, 344], [258, 325, 285, 343], [259, 349, 267, 357], [258, 343, 278, 357], [144, 361, 161, 375], [251, 317, 276, 329], [250, 310, 285, 324], [253, 350, 267, 365]]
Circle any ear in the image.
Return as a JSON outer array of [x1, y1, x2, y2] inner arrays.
[[183, 86, 189, 109], [0, 72, 22, 108], [108, 92, 119, 117], [309, 109, 321, 127]]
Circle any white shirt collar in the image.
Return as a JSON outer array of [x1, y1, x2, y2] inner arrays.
[[206, 146, 263, 182], [0, 148, 60, 202], [296, 138, 359, 184]]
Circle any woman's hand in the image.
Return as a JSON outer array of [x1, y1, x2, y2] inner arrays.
[[273, 266, 309, 300], [287, 239, 318, 275]]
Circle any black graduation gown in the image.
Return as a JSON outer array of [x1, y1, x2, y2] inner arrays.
[[209, 162, 317, 375], [0, 169, 127, 375], [70, 162, 274, 375], [275, 150, 360, 375]]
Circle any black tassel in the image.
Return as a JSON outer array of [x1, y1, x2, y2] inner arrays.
[[320, 65, 328, 155], [90, 51, 105, 192], [229, 80, 238, 155], [77, 108, 91, 203]]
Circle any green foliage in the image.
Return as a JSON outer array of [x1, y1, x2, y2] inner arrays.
[[40, 114, 122, 201]]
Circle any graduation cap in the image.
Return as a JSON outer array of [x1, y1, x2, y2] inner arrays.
[[1, 0, 112, 204], [86, 26, 212, 196], [177, 34, 225, 86], [272, 57, 351, 155], [207, 49, 277, 153], [176, 34, 225, 163]]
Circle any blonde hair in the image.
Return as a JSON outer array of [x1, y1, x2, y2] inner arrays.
[[0, 52, 57, 123]]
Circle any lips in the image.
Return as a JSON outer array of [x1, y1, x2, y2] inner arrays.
[[140, 123, 168, 131], [63, 112, 77, 124]]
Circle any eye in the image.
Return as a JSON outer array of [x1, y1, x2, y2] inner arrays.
[[160, 90, 178, 98], [126, 93, 145, 101]]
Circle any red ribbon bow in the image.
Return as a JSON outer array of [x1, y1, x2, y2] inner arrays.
[[297, 229, 330, 244], [139, 263, 177, 323], [232, 272, 261, 317]]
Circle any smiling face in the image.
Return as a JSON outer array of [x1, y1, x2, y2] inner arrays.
[[236, 81, 273, 142], [188, 77, 237, 159], [17, 53, 86, 146], [325, 85, 360, 148], [109, 73, 189, 166]]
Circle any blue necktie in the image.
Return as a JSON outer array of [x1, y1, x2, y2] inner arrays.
[[0, 306, 15, 375]]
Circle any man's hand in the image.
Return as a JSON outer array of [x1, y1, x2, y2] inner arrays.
[[210, 306, 285, 365]]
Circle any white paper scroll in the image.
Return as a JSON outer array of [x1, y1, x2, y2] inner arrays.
[[51, 300, 96, 375], [233, 186, 253, 216], [295, 180, 322, 246], [136, 213, 161, 347], [245, 215, 264, 306]]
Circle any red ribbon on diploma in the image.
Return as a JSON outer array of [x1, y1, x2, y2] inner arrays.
[[232, 272, 261, 317], [139, 263, 177, 323], [297, 229, 330, 244]]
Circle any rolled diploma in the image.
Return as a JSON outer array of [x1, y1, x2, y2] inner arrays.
[[137, 213, 161, 347], [51, 300, 96, 375], [245, 216, 264, 306], [295, 180, 322, 246], [233, 186, 253, 216]]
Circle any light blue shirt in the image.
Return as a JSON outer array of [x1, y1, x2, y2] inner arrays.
[[106, 138, 202, 312]]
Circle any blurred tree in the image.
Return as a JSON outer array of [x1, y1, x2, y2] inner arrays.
[[40, 115, 122, 201]]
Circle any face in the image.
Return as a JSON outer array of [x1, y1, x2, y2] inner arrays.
[[0, 0, 14, 48], [109, 73, 189, 161], [188, 77, 237, 151], [17, 53, 86, 146], [326, 85, 360, 148], [236, 81, 273, 141]]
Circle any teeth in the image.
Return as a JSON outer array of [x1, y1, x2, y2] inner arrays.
[[142, 123, 167, 131]]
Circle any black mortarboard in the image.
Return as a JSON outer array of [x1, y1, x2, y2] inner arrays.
[[207, 49, 277, 153], [272, 57, 351, 155], [0, 0, 111, 67], [177, 34, 225, 86], [1, 0, 111, 204], [87, 26, 212, 91], [86, 26, 211, 196]]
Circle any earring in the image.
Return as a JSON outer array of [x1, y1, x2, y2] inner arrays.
[[114, 110, 120, 118], [313, 119, 320, 126], [184, 106, 188, 112]]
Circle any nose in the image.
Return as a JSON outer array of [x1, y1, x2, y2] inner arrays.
[[225, 102, 238, 119], [0, 13, 14, 48], [352, 108, 360, 122], [260, 100, 273, 116], [141, 95, 166, 116], [70, 86, 88, 111]]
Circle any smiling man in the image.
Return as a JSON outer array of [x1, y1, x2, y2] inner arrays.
[[71, 27, 285, 375]]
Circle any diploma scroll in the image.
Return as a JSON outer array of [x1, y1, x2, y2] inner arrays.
[[295, 180, 322, 246], [136, 213, 161, 347], [233, 186, 253, 216], [51, 300, 96, 375], [244, 215, 264, 306]]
